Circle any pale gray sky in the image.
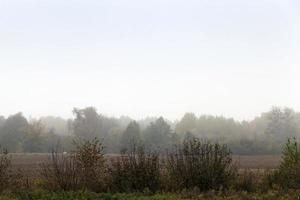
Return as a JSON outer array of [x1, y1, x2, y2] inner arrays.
[[1, 0, 300, 121]]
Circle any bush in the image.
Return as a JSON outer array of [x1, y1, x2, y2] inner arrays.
[[109, 143, 160, 193], [0, 147, 11, 192], [74, 138, 106, 192], [166, 138, 236, 191], [259, 170, 278, 192], [0, 147, 27, 193], [234, 170, 258, 192], [41, 138, 106, 192], [40, 149, 80, 191], [273, 138, 300, 189]]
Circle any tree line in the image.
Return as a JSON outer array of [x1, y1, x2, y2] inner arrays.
[[0, 106, 299, 154]]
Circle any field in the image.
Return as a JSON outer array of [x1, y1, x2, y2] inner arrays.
[[2, 153, 298, 200], [9, 153, 281, 180]]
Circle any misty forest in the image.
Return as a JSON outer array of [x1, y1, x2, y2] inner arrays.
[[0, 106, 297, 155]]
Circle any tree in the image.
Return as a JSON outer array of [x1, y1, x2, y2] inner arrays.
[[104, 127, 122, 154], [183, 131, 196, 142], [275, 138, 300, 189], [0, 113, 28, 152], [40, 116, 69, 135], [266, 107, 298, 144], [23, 120, 44, 152], [72, 107, 120, 144], [72, 107, 103, 140], [144, 117, 172, 152], [120, 121, 141, 153], [175, 113, 197, 135], [0, 116, 5, 128]]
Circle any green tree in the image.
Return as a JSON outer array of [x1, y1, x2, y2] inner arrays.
[[275, 138, 300, 189]]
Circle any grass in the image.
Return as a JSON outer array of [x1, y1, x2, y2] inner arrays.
[[1, 191, 180, 200], [1, 190, 300, 200], [0, 140, 290, 199]]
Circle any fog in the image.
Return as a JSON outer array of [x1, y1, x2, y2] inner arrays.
[[1, 0, 300, 121]]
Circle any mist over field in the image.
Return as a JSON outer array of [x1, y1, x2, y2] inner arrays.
[[3, 1, 300, 198], [1, 0, 300, 155]]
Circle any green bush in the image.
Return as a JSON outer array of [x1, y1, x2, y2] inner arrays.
[[166, 138, 236, 191], [274, 137, 300, 189]]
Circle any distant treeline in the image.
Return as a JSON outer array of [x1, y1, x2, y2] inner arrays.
[[0, 106, 298, 154]]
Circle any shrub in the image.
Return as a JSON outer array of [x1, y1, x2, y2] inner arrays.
[[40, 138, 106, 192], [166, 138, 236, 191], [234, 170, 257, 192], [274, 137, 300, 189], [74, 138, 106, 192], [259, 170, 278, 192], [109, 143, 160, 193], [40, 149, 80, 191], [0, 147, 26, 193], [0, 147, 11, 192]]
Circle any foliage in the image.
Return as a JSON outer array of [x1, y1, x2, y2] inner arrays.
[[120, 121, 141, 153], [40, 149, 80, 191], [1, 190, 300, 200], [274, 137, 300, 189], [23, 121, 44, 153], [234, 170, 258, 192], [1, 107, 300, 155], [3, 191, 183, 200], [0, 147, 26, 193], [143, 117, 173, 152], [0, 147, 11, 192], [73, 138, 106, 192], [40, 138, 106, 192], [0, 113, 28, 152], [166, 138, 236, 191], [72, 107, 103, 140], [109, 144, 160, 193]]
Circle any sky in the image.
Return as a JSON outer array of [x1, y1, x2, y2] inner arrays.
[[1, 0, 300, 121]]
